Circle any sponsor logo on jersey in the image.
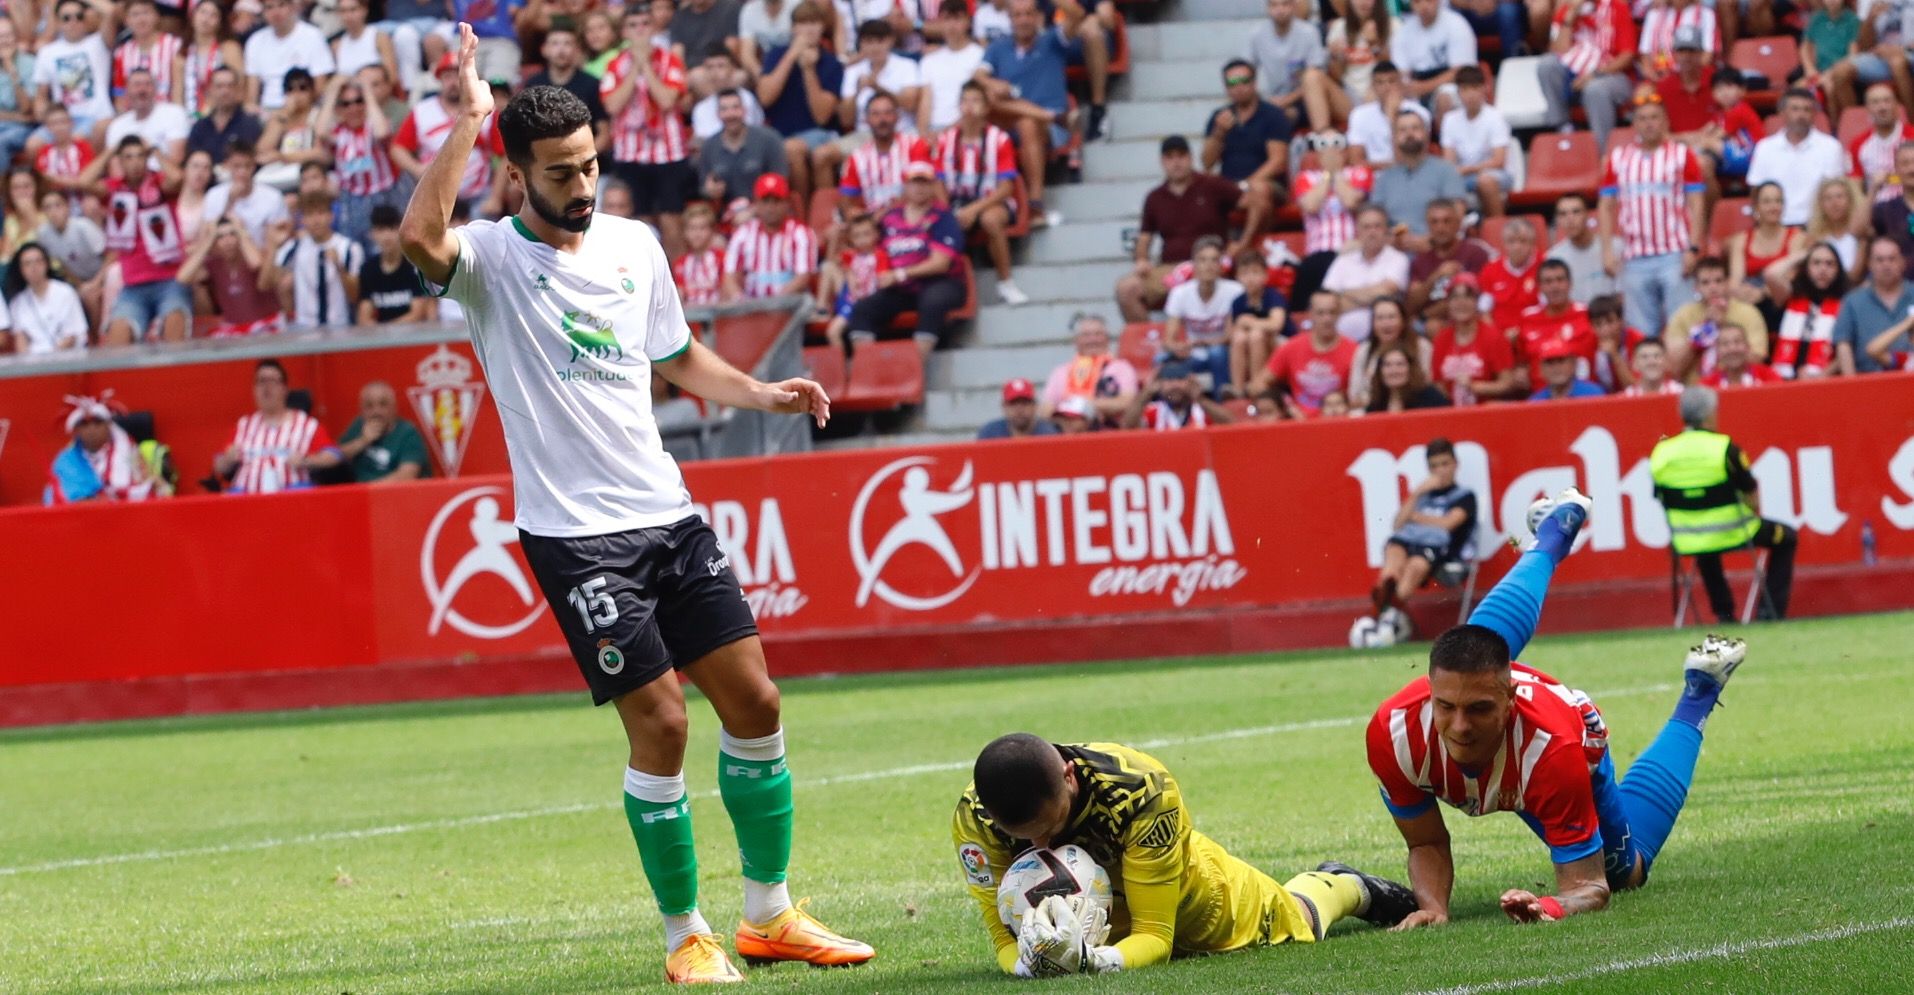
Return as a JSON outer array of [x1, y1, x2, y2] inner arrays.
[[420, 485, 547, 639], [691, 498, 809, 620], [959, 843, 993, 886], [408, 345, 487, 478]]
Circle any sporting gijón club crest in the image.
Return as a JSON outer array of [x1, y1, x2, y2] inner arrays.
[[409, 345, 487, 478]]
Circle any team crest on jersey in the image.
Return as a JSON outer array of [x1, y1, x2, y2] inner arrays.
[[958, 843, 993, 886], [408, 345, 488, 478], [618, 267, 636, 294], [1135, 809, 1181, 848], [596, 638, 625, 674]]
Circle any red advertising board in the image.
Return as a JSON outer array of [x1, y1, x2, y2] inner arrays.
[[2, 375, 1911, 720]]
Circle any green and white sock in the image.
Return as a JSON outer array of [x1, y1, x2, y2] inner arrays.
[[718, 728, 794, 923], [623, 767, 704, 947]]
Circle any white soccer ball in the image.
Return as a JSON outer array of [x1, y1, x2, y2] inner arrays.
[[1380, 607, 1413, 644], [996, 845, 1113, 930], [1348, 615, 1382, 648]]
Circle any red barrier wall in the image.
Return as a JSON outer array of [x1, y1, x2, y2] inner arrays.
[[3, 375, 1911, 725]]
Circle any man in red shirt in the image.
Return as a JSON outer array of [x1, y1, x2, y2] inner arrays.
[[1699, 323, 1782, 387], [1431, 273, 1517, 404], [1253, 290, 1356, 417], [1514, 259, 1596, 392], [81, 134, 192, 344], [1477, 216, 1540, 333], [1657, 31, 1716, 137], [1115, 135, 1242, 321], [1369, 490, 1749, 928]]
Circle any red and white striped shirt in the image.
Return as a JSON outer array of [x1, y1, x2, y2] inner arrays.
[[840, 247, 893, 300], [839, 133, 931, 212], [1140, 401, 1211, 431], [1293, 166, 1373, 254], [602, 46, 689, 164], [182, 40, 232, 116], [1554, 0, 1636, 77], [724, 217, 817, 298], [226, 409, 337, 496], [1637, 2, 1717, 75], [394, 100, 504, 202], [674, 246, 725, 305], [1701, 362, 1784, 387], [331, 122, 400, 196], [1847, 122, 1914, 199], [115, 33, 184, 98], [933, 125, 1017, 206], [1600, 140, 1703, 259]]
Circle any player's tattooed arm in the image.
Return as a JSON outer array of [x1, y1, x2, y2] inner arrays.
[[1390, 806, 1454, 931], [1501, 853, 1609, 924]]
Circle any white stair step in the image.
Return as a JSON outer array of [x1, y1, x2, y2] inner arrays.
[[927, 343, 1077, 389], [1124, 59, 1229, 102], [1019, 220, 1133, 264], [966, 300, 1121, 347], [1048, 180, 1153, 222], [980, 260, 1131, 304], [923, 386, 1011, 429], [1124, 19, 1265, 61], [1176, 0, 1266, 20], [1081, 139, 1174, 182], [1111, 99, 1216, 141]]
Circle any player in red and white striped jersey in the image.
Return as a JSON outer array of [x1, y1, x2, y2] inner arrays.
[[36, 106, 96, 210], [723, 174, 817, 300], [213, 359, 343, 495], [1368, 490, 1749, 927], [672, 203, 727, 306], [1845, 83, 1914, 202], [838, 92, 930, 217], [114, 0, 185, 103], [1598, 97, 1705, 339], [392, 55, 506, 208], [934, 81, 1023, 303]]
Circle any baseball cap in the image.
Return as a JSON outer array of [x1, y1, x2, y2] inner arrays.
[[1056, 395, 1092, 419], [1160, 135, 1191, 156], [1002, 377, 1037, 402], [1157, 359, 1194, 380], [1446, 272, 1481, 295], [753, 173, 790, 199], [435, 51, 459, 76], [904, 160, 938, 181], [1673, 26, 1705, 51], [1537, 336, 1577, 360]]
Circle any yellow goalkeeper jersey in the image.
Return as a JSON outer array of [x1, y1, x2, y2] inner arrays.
[[950, 742, 1315, 972]]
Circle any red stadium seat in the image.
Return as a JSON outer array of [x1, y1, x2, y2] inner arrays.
[[1512, 132, 1600, 209], [804, 345, 847, 400], [1731, 37, 1797, 111], [839, 339, 926, 411], [1837, 105, 1881, 147], [1476, 214, 1547, 257], [1603, 126, 1634, 159], [1260, 230, 1308, 263], [808, 186, 840, 236], [1708, 197, 1753, 254], [1119, 320, 1165, 373]]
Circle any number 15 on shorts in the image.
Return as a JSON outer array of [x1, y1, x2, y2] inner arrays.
[[567, 576, 619, 632]]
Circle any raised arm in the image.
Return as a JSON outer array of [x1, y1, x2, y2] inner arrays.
[[400, 22, 493, 288]]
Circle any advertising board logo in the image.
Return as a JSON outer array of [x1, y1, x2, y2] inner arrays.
[[851, 457, 982, 611], [407, 345, 487, 478], [421, 485, 546, 639]]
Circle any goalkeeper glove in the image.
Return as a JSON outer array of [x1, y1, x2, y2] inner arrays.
[[1016, 896, 1088, 976]]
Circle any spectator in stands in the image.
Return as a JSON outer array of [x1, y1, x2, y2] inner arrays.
[[525, 25, 611, 143], [1601, 94, 1705, 341], [978, 377, 1061, 438], [699, 88, 789, 205], [1623, 337, 1685, 394], [1431, 280, 1517, 404], [186, 68, 262, 166], [389, 62, 504, 216], [921, 1, 988, 133], [322, 73, 406, 246], [1115, 135, 1241, 322], [7, 244, 89, 354], [689, 49, 765, 141], [256, 67, 329, 192], [1364, 340, 1450, 413], [1348, 294, 1432, 407], [1864, 309, 1914, 367], [1666, 255, 1772, 379], [0, 21, 35, 171], [1870, 142, 1914, 274], [1245, 0, 1335, 133], [1392, 0, 1475, 119], [979, 0, 1088, 221], [672, 0, 742, 95], [176, 213, 283, 335], [1162, 236, 1244, 395], [1697, 67, 1764, 190], [1374, 110, 1462, 247], [1514, 258, 1596, 391], [1546, 194, 1618, 302], [814, 211, 888, 350], [1657, 30, 1717, 132], [1587, 294, 1643, 391], [214, 358, 342, 495], [37, 107, 97, 211], [202, 142, 291, 243], [2, 169, 41, 256], [835, 19, 923, 144], [1529, 337, 1606, 399], [266, 192, 363, 328], [1438, 66, 1510, 218], [1254, 290, 1359, 416], [1748, 89, 1850, 227], [376, 0, 451, 97], [45, 394, 156, 504], [602, 6, 694, 256], [1317, 389, 1352, 417], [84, 136, 191, 345], [758, 2, 842, 204], [1718, 182, 1793, 336], [1347, 61, 1428, 168], [1830, 11, 1914, 116], [1364, 436, 1474, 629], [332, 0, 400, 86], [581, 9, 624, 78], [337, 380, 431, 482], [1406, 198, 1491, 319], [1290, 130, 1370, 306], [1801, 0, 1863, 116], [1203, 60, 1289, 253], [936, 80, 1025, 305], [1123, 359, 1233, 430], [1835, 235, 1914, 371], [1802, 175, 1869, 277], [1478, 217, 1540, 332], [1041, 312, 1139, 426], [455, 0, 527, 83], [105, 69, 189, 168], [1770, 240, 1847, 377], [1846, 84, 1914, 202], [31, 0, 116, 154], [1227, 252, 1288, 397], [179, 0, 245, 118], [1535, 0, 1634, 152], [674, 202, 727, 307], [1326, 0, 1390, 107], [1637, 0, 1718, 86], [738, 0, 797, 73], [1052, 394, 1094, 433], [1701, 322, 1784, 385], [244, 0, 336, 110], [1322, 203, 1410, 338], [837, 92, 931, 221], [724, 172, 817, 299], [358, 205, 431, 324], [848, 162, 966, 357], [36, 190, 106, 317]]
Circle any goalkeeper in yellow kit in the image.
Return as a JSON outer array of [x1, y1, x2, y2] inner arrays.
[[952, 734, 1417, 977]]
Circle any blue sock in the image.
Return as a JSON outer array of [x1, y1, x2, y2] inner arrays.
[[1465, 503, 1584, 660], [1672, 677, 1723, 730], [1617, 719, 1705, 864]]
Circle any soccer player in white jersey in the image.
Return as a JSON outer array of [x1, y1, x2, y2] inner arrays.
[[399, 24, 874, 986]]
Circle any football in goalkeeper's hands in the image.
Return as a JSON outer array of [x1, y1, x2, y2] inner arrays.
[[996, 845, 1112, 931]]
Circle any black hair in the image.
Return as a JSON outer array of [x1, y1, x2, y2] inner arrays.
[[370, 204, 403, 229], [227, 138, 257, 159], [1221, 58, 1254, 80], [115, 134, 147, 154], [960, 79, 988, 101], [3, 241, 58, 300], [256, 357, 288, 380], [1429, 624, 1510, 675], [499, 85, 594, 166], [973, 733, 1063, 827], [1588, 293, 1624, 323], [1538, 258, 1571, 280], [856, 18, 894, 42], [865, 90, 899, 113], [1426, 437, 1455, 461], [1781, 86, 1818, 107], [715, 86, 744, 104], [1791, 239, 1852, 303], [1695, 255, 1729, 279], [283, 66, 314, 88], [1455, 65, 1485, 88], [939, 0, 968, 16]]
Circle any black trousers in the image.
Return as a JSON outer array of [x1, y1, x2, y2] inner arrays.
[[849, 276, 967, 346], [1694, 519, 1797, 621], [1290, 250, 1339, 313]]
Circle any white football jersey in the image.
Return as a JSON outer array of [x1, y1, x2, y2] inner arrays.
[[430, 214, 696, 537]]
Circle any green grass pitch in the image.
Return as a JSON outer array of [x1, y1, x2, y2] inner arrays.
[[4, 613, 1913, 994]]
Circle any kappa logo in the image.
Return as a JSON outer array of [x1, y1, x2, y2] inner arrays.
[[420, 486, 547, 639], [408, 345, 487, 478], [958, 843, 993, 886], [850, 457, 981, 611]]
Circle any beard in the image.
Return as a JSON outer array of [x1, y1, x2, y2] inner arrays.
[[1399, 137, 1426, 157], [526, 181, 595, 233]]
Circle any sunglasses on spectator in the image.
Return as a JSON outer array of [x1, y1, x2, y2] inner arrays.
[[339, 97, 364, 106], [1224, 74, 1253, 86]]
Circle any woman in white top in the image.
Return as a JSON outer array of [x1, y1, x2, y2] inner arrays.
[[331, 0, 400, 83], [1327, 0, 1391, 103], [1799, 176, 1870, 282], [1346, 295, 1432, 408], [174, 149, 216, 244], [9, 243, 89, 354]]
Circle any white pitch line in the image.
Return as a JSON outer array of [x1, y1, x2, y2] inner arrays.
[[0, 681, 1678, 878], [1411, 916, 1914, 995]]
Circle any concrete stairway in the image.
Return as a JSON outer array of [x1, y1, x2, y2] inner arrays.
[[826, 0, 1268, 447]]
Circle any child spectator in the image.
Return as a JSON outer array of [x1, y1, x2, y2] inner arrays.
[[37, 107, 98, 211], [1227, 252, 1287, 399], [357, 204, 430, 324], [1437, 65, 1512, 217], [673, 202, 727, 306], [1160, 236, 1244, 396], [1707, 68, 1763, 186], [935, 80, 1024, 305], [266, 192, 363, 328], [1622, 336, 1687, 395], [1588, 293, 1645, 391], [815, 212, 891, 351]]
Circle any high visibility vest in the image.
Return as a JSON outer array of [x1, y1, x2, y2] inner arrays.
[[1650, 430, 1760, 555]]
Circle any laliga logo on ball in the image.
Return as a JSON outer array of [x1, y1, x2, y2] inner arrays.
[[850, 456, 982, 611], [421, 485, 546, 639]]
